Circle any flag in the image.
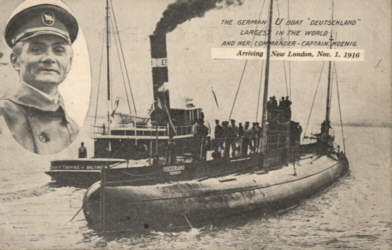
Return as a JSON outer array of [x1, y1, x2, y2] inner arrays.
[[211, 86, 220, 108], [110, 97, 120, 117]]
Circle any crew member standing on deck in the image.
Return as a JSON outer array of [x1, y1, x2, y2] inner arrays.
[[238, 122, 244, 154], [222, 121, 230, 158], [201, 119, 209, 160], [251, 122, 258, 153], [229, 119, 238, 157], [254, 122, 261, 152], [192, 119, 201, 160], [214, 119, 223, 150], [0, 3, 80, 154], [78, 142, 87, 158], [242, 121, 251, 156], [193, 118, 209, 160]]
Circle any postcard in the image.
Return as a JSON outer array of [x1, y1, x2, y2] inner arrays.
[[0, 0, 390, 249]]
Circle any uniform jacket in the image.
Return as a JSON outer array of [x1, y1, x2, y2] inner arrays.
[[0, 83, 79, 154]]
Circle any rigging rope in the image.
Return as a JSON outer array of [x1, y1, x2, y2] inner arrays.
[[228, 0, 266, 120], [110, 16, 133, 117], [228, 61, 249, 120], [93, 32, 106, 127], [333, 61, 346, 153], [302, 62, 325, 140], [110, 0, 138, 115]]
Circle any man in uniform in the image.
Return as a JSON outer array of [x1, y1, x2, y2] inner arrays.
[[238, 122, 244, 154], [254, 122, 261, 152], [242, 121, 251, 156], [78, 142, 87, 158], [267, 96, 278, 126], [229, 119, 238, 157], [199, 119, 209, 160], [214, 119, 223, 150], [0, 3, 79, 154], [192, 118, 209, 160], [250, 122, 258, 153], [222, 121, 230, 158]]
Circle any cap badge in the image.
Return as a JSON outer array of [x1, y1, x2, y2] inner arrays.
[[41, 11, 55, 26]]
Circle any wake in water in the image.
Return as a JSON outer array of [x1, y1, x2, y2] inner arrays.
[[0, 184, 55, 202]]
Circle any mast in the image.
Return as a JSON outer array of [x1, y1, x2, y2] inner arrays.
[[325, 34, 333, 127], [106, 0, 111, 133], [325, 0, 334, 135], [260, 0, 274, 153]]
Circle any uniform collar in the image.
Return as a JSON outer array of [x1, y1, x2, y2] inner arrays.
[[9, 81, 66, 112]]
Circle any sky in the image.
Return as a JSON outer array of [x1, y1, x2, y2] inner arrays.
[[1, 0, 390, 125], [67, 0, 390, 127], [0, 0, 390, 158]]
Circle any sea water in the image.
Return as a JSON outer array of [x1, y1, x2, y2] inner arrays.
[[0, 126, 390, 249]]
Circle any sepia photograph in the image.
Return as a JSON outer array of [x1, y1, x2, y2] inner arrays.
[[0, 0, 90, 154], [0, 0, 390, 249]]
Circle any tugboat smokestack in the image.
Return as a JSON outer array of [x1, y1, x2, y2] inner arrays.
[[149, 35, 170, 111]]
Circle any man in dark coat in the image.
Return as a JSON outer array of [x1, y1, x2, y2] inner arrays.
[[222, 121, 230, 158], [242, 121, 251, 156], [214, 119, 223, 150], [0, 3, 80, 154], [229, 119, 238, 157], [78, 142, 87, 158]]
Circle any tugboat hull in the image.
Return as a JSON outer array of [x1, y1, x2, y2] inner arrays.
[[45, 158, 127, 187], [83, 154, 348, 231]]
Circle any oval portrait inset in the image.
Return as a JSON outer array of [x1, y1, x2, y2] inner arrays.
[[0, 0, 91, 154]]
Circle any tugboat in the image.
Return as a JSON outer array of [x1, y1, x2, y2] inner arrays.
[[45, 1, 203, 186], [82, 0, 349, 231]]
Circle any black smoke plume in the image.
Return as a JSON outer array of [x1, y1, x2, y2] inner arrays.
[[154, 0, 243, 35]]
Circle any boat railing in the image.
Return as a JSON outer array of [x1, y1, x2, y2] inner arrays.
[[114, 123, 167, 130], [91, 123, 195, 137]]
